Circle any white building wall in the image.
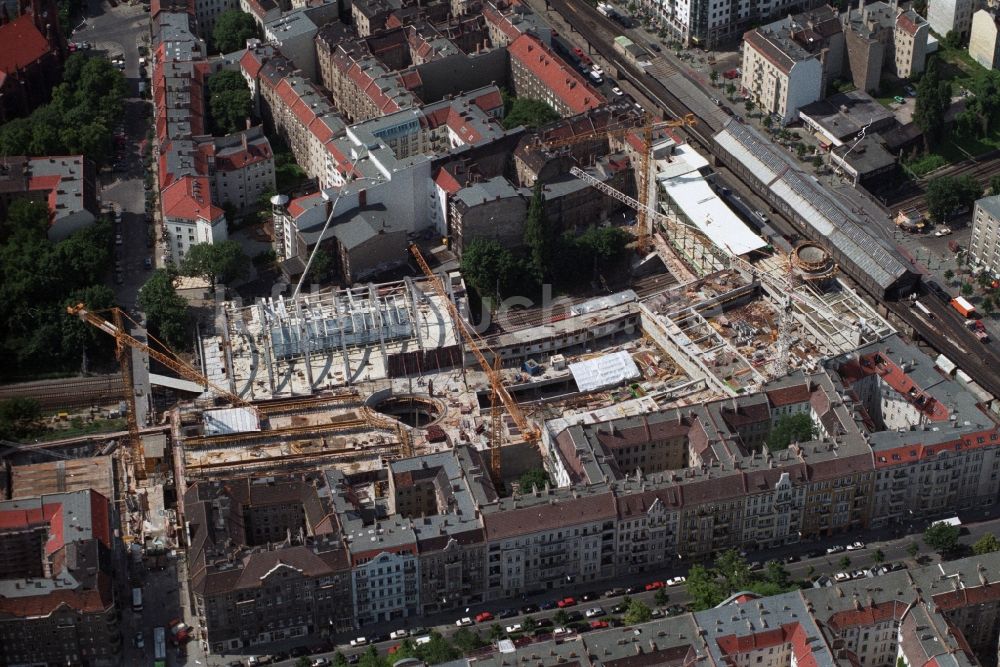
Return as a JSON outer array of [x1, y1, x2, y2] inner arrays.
[[969, 9, 1000, 70], [927, 0, 977, 38], [781, 58, 824, 125]]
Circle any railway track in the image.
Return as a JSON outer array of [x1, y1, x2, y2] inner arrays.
[[0, 374, 125, 411], [890, 155, 1000, 213]]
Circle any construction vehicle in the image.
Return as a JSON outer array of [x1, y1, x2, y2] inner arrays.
[[67, 304, 260, 477], [408, 244, 538, 480], [541, 114, 697, 254]]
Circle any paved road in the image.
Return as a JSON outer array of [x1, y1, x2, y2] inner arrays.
[[203, 508, 1000, 667]]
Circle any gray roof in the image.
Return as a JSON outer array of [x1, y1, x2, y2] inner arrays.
[[799, 90, 897, 141], [454, 176, 521, 208], [714, 120, 911, 292], [975, 195, 1000, 221]]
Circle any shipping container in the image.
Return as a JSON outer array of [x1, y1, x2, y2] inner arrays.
[[951, 296, 976, 318]]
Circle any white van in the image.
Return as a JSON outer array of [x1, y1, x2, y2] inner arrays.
[[131, 587, 143, 612]]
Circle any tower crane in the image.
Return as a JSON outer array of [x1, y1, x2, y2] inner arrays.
[[68, 304, 262, 475], [408, 244, 538, 481], [541, 114, 697, 254]]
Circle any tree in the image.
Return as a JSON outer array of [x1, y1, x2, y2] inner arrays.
[[943, 30, 963, 49], [489, 623, 504, 641], [796, 142, 807, 158], [926, 175, 985, 222], [207, 70, 252, 135], [654, 588, 669, 606], [179, 241, 250, 285], [460, 238, 520, 299], [519, 468, 550, 493], [944, 269, 955, 283], [358, 645, 383, 667], [502, 98, 560, 130], [623, 600, 653, 625], [914, 60, 951, 151], [960, 70, 1000, 137], [924, 521, 962, 556], [812, 155, 823, 169], [725, 82, 736, 99], [991, 174, 1000, 195], [554, 609, 570, 626], [0, 397, 42, 439], [766, 413, 818, 450], [762, 115, 773, 132], [973, 533, 1000, 555], [576, 226, 630, 273], [524, 181, 554, 283], [745, 98, 756, 116], [716, 549, 753, 592], [685, 564, 725, 610], [907, 542, 920, 559], [873, 549, 885, 564], [521, 616, 537, 632], [213, 10, 258, 53], [983, 296, 996, 317], [418, 633, 461, 664], [710, 69, 719, 86], [451, 628, 484, 652], [296, 658, 313, 667], [962, 282, 974, 297], [839, 555, 852, 569], [138, 269, 190, 350]]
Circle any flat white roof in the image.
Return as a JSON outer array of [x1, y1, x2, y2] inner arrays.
[[569, 350, 640, 392], [203, 407, 261, 435], [656, 142, 767, 257]]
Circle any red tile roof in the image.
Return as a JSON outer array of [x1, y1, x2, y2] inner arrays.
[[483, 493, 617, 540], [507, 34, 605, 115], [0, 15, 51, 75], [434, 167, 463, 195], [840, 352, 949, 422], [161, 175, 223, 222], [766, 383, 812, 407]]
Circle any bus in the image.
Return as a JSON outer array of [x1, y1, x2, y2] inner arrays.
[[154, 627, 167, 662]]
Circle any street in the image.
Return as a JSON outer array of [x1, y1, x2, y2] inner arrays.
[[72, 0, 154, 313], [211, 507, 1000, 667]]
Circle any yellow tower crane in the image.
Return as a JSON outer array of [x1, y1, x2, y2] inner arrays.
[[67, 304, 262, 476], [540, 114, 697, 254], [408, 244, 538, 481]]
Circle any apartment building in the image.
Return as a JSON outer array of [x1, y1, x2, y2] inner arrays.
[[507, 34, 606, 117], [194, 0, 237, 36], [184, 477, 354, 653], [927, 0, 979, 40], [0, 155, 100, 241], [969, 9, 1000, 69], [842, 1, 928, 92], [161, 175, 228, 262], [202, 127, 276, 212], [466, 553, 1000, 667], [968, 195, 1000, 278], [0, 490, 119, 667], [741, 25, 825, 124]]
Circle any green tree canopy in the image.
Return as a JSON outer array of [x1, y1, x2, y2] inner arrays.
[[914, 60, 951, 150], [179, 240, 250, 285], [0, 397, 43, 439], [213, 10, 258, 53], [959, 70, 1000, 137], [207, 70, 253, 135], [502, 97, 560, 130], [518, 468, 550, 493], [685, 550, 798, 611], [973, 533, 1000, 555], [0, 200, 116, 377], [524, 181, 555, 283], [924, 521, 962, 556], [623, 600, 653, 625], [451, 627, 485, 652], [685, 563, 726, 610], [766, 413, 818, 450], [926, 175, 984, 222], [460, 238, 521, 299], [138, 270, 190, 350]]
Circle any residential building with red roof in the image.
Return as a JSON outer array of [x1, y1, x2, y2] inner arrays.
[[0, 489, 118, 666], [199, 126, 276, 213], [161, 175, 227, 261], [0, 155, 99, 241], [507, 33, 605, 117], [0, 3, 65, 122]]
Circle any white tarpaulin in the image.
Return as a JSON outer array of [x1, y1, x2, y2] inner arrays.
[[569, 351, 640, 392], [203, 407, 261, 435]]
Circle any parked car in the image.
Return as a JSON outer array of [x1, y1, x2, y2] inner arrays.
[[833, 572, 852, 582], [557, 597, 577, 608], [505, 623, 523, 634], [611, 604, 627, 614], [475, 611, 494, 623], [805, 549, 823, 558], [553, 627, 571, 637], [312, 658, 332, 667], [847, 541, 866, 551], [645, 581, 664, 591], [456, 617, 473, 627], [785, 554, 800, 563], [589, 620, 610, 630], [581, 591, 600, 602], [648, 41, 662, 51], [667, 576, 686, 586], [935, 227, 952, 237], [349, 637, 368, 647], [604, 588, 625, 598], [134, 632, 145, 648], [826, 545, 846, 554], [390, 630, 408, 640], [585, 607, 605, 618], [144, 256, 153, 269], [497, 608, 517, 619], [521, 604, 540, 614]]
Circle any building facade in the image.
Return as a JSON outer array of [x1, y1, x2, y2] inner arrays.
[[969, 195, 1000, 275], [927, 0, 979, 40], [741, 27, 825, 124], [969, 9, 1000, 70]]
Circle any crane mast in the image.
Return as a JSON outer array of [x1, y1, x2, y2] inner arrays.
[[408, 244, 538, 481]]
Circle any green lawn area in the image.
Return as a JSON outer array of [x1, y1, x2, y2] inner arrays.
[[35, 417, 126, 442], [875, 78, 909, 108]]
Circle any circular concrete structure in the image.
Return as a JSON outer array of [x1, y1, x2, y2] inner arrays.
[[370, 394, 444, 429], [793, 243, 837, 280]]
